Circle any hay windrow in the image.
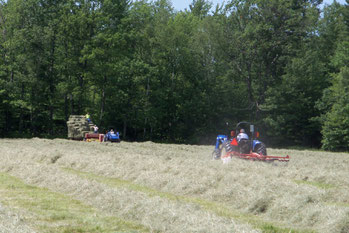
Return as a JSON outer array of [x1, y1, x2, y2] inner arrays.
[[63, 168, 301, 233], [1, 138, 349, 232], [0, 141, 257, 233], [0, 202, 35, 233], [0, 172, 150, 233]]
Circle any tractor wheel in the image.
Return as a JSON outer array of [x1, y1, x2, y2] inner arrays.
[[220, 145, 227, 158], [255, 143, 267, 156], [220, 141, 231, 157], [224, 140, 235, 152], [212, 148, 221, 160]]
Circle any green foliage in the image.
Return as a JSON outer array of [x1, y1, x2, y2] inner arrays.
[[189, 0, 212, 18], [317, 2, 349, 151], [320, 67, 349, 151], [263, 48, 327, 146], [0, 0, 348, 149]]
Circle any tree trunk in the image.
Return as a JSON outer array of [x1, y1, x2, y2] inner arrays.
[[64, 94, 68, 121], [143, 76, 150, 139], [123, 118, 127, 139], [99, 76, 106, 125], [246, 61, 254, 105], [48, 31, 56, 136], [77, 74, 83, 114], [69, 93, 74, 115], [18, 83, 24, 133], [143, 118, 147, 139]]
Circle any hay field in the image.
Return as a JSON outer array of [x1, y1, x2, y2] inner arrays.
[[0, 138, 349, 233]]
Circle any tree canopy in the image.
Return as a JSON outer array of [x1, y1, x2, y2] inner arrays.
[[0, 0, 348, 150]]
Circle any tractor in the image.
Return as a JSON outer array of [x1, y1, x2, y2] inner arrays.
[[104, 130, 120, 143], [213, 122, 289, 162]]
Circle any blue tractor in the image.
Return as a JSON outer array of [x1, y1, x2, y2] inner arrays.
[[213, 122, 267, 159], [104, 130, 120, 143]]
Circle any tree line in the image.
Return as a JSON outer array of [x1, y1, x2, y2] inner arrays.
[[0, 0, 348, 150]]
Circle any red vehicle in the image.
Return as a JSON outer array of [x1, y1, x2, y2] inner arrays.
[[85, 133, 104, 142]]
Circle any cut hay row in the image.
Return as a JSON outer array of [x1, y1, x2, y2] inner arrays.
[[0, 139, 257, 233], [1, 138, 349, 232], [0, 172, 150, 233], [0, 202, 35, 233]]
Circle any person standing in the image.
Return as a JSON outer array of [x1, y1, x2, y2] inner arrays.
[[85, 113, 91, 123], [93, 125, 99, 133]]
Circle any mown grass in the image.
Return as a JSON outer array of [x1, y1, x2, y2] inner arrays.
[[0, 172, 151, 233], [294, 180, 336, 190], [64, 168, 314, 233]]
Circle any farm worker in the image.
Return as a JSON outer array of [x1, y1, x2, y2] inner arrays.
[[85, 113, 91, 123], [104, 130, 109, 141], [93, 125, 99, 133], [237, 129, 249, 142]]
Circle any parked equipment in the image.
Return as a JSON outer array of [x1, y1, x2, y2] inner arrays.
[[213, 122, 289, 162], [85, 133, 104, 142], [104, 131, 120, 143]]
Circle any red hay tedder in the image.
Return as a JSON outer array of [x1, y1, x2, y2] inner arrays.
[[213, 122, 290, 163], [221, 151, 290, 162]]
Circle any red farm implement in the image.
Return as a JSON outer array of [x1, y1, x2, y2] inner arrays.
[[84, 133, 104, 142], [221, 151, 290, 162], [213, 122, 290, 163]]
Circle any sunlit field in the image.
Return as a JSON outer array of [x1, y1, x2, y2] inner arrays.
[[1, 138, 349, 233]]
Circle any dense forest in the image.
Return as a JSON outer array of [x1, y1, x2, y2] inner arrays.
[[0, 0, 348, 150]]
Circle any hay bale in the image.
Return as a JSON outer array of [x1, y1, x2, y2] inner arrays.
[[67, 115, 94, 140]]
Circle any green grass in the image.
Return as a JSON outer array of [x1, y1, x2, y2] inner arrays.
[[325, 202, 349, 208], [0, 172, 151, 233], [294, 179, 336, 189], [64, 168, 314, 233]]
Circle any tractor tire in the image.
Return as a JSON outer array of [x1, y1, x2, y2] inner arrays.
[[224, 140, 235, 152], [255, 142, 267, 156], [220, 144, 227, 158], [220, 141, 231, 157], [212, 148, 221, 160]]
